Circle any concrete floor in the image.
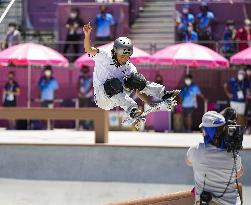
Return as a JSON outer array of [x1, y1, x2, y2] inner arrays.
[[0, 178, 250, 205], [0, 129, 250, 148]]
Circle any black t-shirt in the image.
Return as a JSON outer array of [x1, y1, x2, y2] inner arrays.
[[66, 17, 83, 35], [4, 81, 19, 103]]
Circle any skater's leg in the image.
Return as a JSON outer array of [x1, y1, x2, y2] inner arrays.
[[140, 81, 165, 99], [111, 92, 138, 114], [104, 78, 139, 116], [140, 81, 180, 101], [123, 73, 174, 100]]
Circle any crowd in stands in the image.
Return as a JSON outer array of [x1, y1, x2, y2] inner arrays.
[[64, 6, 115, 61], [0, 5, 116, 62], [176, 1, 251, 55], [176, 2, 215, 45]]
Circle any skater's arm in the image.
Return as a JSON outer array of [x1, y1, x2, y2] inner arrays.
[[224, 82, 233, 99], [198, 93, 207, 101], [83, 22, 98, 56], [136, 91, 151, 105]]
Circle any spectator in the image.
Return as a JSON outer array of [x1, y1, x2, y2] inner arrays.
[[236, 19, 251, 51], [3, 71, 20, 107], [77, 66, 94, 130], [63, 8, 83, 62], [154, 73, 164, 85], [180, 74, 207, 132], [2, 22, 21, 49], [176, 3, 195, 41], [196, 2, 215, 47], [183, 23, 198, 43], [2, 71, 21, 129], [95, 5, 115, 46], [186, 111, 243, 205], [224, 69, 250, 126], [38, 66, 59, 108], [223, 20, 237, 56]]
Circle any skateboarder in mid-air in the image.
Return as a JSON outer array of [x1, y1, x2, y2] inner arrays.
[[83, 22, 179, 119]]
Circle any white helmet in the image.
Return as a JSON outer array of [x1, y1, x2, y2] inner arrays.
[[113, 37, 133, 56]]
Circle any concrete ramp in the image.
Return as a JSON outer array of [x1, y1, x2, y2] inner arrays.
[[0, 145, 250, 185]]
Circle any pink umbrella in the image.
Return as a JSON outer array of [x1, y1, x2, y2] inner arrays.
[[0, 42, 69, 66], [152, 42, 229, 71], [75, 42, 151, 67], [230, 47, 251, 65], [0, 42, 69, 107]]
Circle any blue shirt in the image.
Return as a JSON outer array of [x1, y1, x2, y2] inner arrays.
[[38, 77, 59, 101], [178, 13, 195, 32], [184, 31, 198, 42], [228, 78, 250, 102], [95, 13, 115, 37], [223, 29, 236, 53], [180, 83, 201, 108], [4, 81, 19, 102], [79, 76, 93, 98], [197, 11, 215, 31]]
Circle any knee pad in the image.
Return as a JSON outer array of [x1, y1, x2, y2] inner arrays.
[[124, 73, 146, 91], [104, 78, 123, 98]]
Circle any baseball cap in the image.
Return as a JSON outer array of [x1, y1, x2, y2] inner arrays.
[[199, 111, 226, 128], [238, 69, 245, 75], [244, 19, 251, 26]]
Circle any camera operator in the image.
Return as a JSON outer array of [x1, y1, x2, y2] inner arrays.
[[186, 110, 244, 205]]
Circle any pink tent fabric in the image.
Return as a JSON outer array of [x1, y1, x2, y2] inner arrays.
[[0, 42, 69, 66], [0, 42, 69, 107], [152, 42, 229, 68], [75, 42, 151, 67], [230, 47, 251, 64]]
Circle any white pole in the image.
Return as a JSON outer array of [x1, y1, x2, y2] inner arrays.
[[204, 100, 208, 113], [186, 65, 189, 74], [0, 0, 16, 24], [27, 64, 31, 108]]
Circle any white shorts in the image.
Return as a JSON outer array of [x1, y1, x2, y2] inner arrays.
[[230, 101, 246, 115], [94, 85, 115, 110]]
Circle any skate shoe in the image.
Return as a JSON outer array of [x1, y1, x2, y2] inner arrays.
[[162, 89, 180, 101], [130, 107, 142, 119]]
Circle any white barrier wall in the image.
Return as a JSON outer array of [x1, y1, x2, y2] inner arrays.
[[0, 145, 250, 185]]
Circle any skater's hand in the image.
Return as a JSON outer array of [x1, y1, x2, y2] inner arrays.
[[227, 93, 233, 99], [83, 22, 92, 36]]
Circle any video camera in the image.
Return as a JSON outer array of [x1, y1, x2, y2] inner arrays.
[[223, 123, 244, 153], [221, 107, 244, 153]]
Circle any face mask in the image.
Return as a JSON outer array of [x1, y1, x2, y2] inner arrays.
[[45, 70, 52, 77], [70, 13, 77, 18], [237, 74, 244, 81], [228, 25, 234, 30], [182, 8, 188, 15], [188, 26, 193, 32], [8, 76, 13, 80], [8, 27, 15, 32], [185, 79, 192, 86]]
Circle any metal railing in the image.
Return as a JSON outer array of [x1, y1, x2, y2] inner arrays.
[[0, 39, 250, 60]]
